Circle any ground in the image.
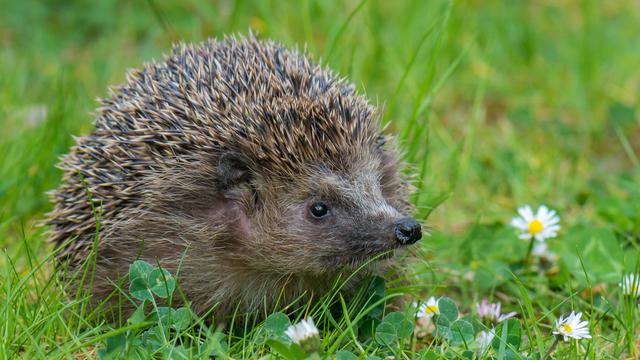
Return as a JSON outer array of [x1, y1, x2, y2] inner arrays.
[[1, 0, 639, 359]]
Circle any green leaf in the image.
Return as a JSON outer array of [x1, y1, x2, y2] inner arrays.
[[504, 348, 523, 360], [435, 324, 453, 342], [374, 312, 414, 345], [142, 326, 165, 353], [461, 350, 475, 359], [148, 267, 176, 298], [127, 305, 147, 325], [161, 345, 190, 360], [374, 322, 397, 346], [129, 277, 153, 301], [435, 299, 457, 341], [171, 307, 192, 331], [154, 306, 190, 330], [129, 260, 155, 300], [154, 306, 177, 330], [98, 333, 126, 360], [127, 346, 151, 360], [203, 331, 229, 357], [420, 350, 439, 360], [386, 312, 414, 339], [129, 260, 154, 281], [264, 312, 291, 337], [437, 297, 458, 323], [492, 318, 522, 351], [336, 350, 358, 360], [265, 339, 295, 360], [450, 319, 474, 346], [288, 343, 308, 360]]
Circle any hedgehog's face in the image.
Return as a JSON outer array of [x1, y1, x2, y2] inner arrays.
[[216, 148, 421, 274], [279, 166, 422, 272]]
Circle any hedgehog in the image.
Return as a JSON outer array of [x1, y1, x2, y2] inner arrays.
[[47, 35, 422, 318]]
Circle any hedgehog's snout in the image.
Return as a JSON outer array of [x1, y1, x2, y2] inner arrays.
[[394, 217, 422, 245]]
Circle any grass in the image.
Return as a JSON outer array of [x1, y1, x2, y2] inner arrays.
[[1, 0, 639, 358]]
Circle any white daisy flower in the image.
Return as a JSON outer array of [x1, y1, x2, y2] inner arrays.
[[620, 273, 640, 297], [476, 329, 495, 352], [285, 317, 319, 344], [476, 299, 517, 323], [511, 205, 560, 242], [552, 311, 591, 342], [417, 296, 440, 319]]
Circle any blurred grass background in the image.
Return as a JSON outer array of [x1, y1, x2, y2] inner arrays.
[[1, 0, 638, 238], [1, 0, 639, 357]]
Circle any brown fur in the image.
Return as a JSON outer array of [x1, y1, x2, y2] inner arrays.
[[47, 35, 418, 318]]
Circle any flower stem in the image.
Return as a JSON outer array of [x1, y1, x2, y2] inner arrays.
[[542, 337, 560, 360], [523, 238, 535, 266], [624, 294, 638, 357]]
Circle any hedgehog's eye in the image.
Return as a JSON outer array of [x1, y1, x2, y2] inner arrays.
[[309, 202, 330, 219]]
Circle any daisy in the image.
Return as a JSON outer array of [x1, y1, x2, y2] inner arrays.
[[511, 205, 560, 242], [552, 311, 591, 342], [476, 299, 517, 323], [417, 296, 440, 319], [620, 273, 640, 297], [285, 317, 319, 344], [476, 329, 495, 353]]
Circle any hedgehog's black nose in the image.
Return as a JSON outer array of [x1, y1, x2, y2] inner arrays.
[[394, 217, 422, 245]]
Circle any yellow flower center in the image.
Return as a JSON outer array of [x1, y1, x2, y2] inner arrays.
[[426, 305, 438, 314], [528, 220, 543, 235], [561, 324, 572, 333]]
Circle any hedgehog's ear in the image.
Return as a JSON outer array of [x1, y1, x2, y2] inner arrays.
[[217, 153, 253, 195]]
